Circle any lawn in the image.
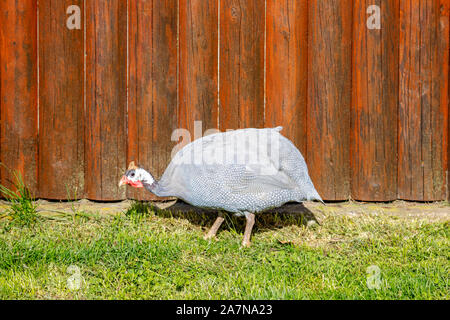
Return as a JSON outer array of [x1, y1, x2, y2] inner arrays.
[[0, 200, 448, 300]]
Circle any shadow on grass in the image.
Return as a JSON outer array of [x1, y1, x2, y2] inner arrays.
[[130, 200, 319, 234]]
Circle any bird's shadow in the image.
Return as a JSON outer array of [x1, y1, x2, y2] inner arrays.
[[148, 200, 319, 234]]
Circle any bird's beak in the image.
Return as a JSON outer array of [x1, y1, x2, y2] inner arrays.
[[118, 175, 128, 187]]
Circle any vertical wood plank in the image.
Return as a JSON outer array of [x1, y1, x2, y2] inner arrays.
[[128, 0, 152, 200], [307, 0, 352, 200], [352, 0, 399, 201], [439, 0, 449, 201], [128, 0, 178, 200], [0, 0, 38, 194], [179, 0, 218, 137], [85, 0, 127, 200], [399, 0, 421, 199], [152, 0, 178, 181], [39, 0, 85, 199], [441, 0, 450, 201], [399, 0, 449, 200], [265, 0, 308, 154], [220, 0, 264, 130]]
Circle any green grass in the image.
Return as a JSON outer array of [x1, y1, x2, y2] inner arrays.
[[0, 201, 448, 300], [0, 171, 38, 228]]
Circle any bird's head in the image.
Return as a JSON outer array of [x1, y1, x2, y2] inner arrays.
[[118, 161, 154, 188]]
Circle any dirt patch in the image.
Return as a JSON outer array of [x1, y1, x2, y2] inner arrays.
[[306, 200, 450, 222], [0, 199, 448, 223]]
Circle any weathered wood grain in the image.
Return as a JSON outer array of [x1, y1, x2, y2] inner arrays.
[[0, 0, 448, 202], [351, 0, 399, 201], [38, 0, 84, 199], [128, 0, 178, 200], [442, 0, 450, 201], [437, 0, 449, 201], [85, 0, 127, 200], [399, 0, 449, 200], [439, 0, 449, 201], [179, 0, 218, 139], [220, 0, 264, 130], [266, 0, 308, 154], [307, 0, 352, 200], [0, 0, 38, 195]]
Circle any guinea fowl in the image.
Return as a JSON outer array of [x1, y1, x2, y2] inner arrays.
[[119, 127, 322, 247]]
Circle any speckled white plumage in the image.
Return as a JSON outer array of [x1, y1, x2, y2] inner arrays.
[[149, 127, 322, 216]]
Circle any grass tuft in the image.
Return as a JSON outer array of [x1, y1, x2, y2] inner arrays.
[[124, 200, 153, 217], [0, 170, 38, 227]]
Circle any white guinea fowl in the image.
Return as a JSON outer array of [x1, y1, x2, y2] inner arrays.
[[119, 126, 322, 247]]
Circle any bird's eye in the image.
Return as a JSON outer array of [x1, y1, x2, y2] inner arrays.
[[130, 172, 135, 178]]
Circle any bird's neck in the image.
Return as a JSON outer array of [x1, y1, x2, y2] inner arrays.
[[139, 169, 164, 197], [140, 168, 174, 197], [143, 181, 160, 195]]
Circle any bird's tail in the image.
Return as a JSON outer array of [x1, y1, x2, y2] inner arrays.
[[273, 126, 283, 132], [308, 189, 325, 204]]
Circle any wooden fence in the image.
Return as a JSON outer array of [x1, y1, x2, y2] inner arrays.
[[0, 0, 449, 202]]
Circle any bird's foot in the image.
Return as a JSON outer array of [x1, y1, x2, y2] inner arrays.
[[241, 212, 255, 248], [203, 215, 225, 241], [241, 240, 251, 248], [203, 233, 215, 240]]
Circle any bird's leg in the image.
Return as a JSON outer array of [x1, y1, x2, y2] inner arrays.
[[204, 212, 225, 240], [242, 213, 255, 247]]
